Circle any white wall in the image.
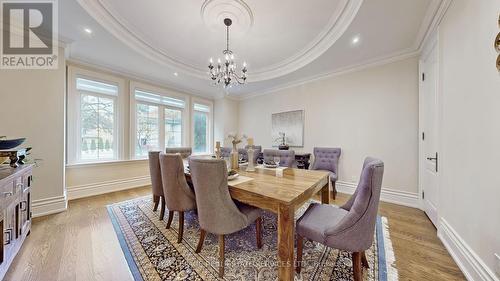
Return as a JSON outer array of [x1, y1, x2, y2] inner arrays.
[[239, 57, 419, 196], [437, 0, 500, 279], [214, 97, 240, 147], [0, 48, 67, 216]]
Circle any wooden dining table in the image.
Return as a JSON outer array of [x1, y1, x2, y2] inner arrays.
[[184, 161, 330, 281]]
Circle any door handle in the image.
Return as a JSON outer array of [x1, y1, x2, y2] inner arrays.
[[427, 152, 438, 172]]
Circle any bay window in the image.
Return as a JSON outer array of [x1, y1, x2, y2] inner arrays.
[[68, 67, 213, 165]]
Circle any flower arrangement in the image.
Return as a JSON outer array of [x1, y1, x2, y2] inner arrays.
[[274, 132, 290, 150], [274, 132, 287, 146], [227, 133, 247, 149]]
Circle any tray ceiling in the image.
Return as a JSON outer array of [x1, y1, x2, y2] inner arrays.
[[60, 0, 440, 98], [77, 0, 363, 81]]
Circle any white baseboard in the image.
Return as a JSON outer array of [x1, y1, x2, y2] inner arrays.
[[66, 175, 151, 200], [32, 194, 68, 218], [336, 181, 420, 208], [438, 218, 499, 281]]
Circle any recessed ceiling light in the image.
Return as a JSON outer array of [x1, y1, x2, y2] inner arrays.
[[84, 28, 92, 34], [173, 72, 178, 76], [351, 35, 361, 46]]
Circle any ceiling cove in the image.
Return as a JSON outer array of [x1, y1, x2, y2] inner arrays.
[[76, 0, 364, 82]]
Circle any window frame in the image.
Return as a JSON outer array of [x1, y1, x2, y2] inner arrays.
[[67, 66, 126, 165], [130, 81, 189, 159], [191, 97, 214, 155]]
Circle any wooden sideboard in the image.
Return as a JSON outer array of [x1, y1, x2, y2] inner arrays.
[[0, 164, 32, 280]]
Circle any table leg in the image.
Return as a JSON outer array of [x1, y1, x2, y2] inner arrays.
[[278, 204, 294, 281], [321, 181, 330, 204]]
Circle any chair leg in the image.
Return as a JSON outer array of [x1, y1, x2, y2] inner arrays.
[[177, 211, 184, 243], [196, 229, 206, 253], [159, 196, 166, 220], [352, 252, 363, 281], [296, 235, 303, 274], [152, 195, 160, 211], [165, 211, 174, 229], [256, 217, 263, 249], [219, 235, 225, 278], [332, 181, 337, 200], [361, 251, 369, 268]]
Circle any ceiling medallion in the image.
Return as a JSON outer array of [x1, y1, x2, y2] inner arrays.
[[208, 18, 248, 88], [200, 0, 254, 35]]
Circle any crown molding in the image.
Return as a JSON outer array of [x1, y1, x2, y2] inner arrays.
[[67, 57, 218, 100], [414, 0, 453, 52], [238, 48, 419, 101], [237, 0, 451, 100], [70, 0, 450, 101], [249, 0, 364, 81], [76, 0, 363, 82]]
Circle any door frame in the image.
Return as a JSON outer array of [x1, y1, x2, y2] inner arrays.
[[418, 30, 443, 218]]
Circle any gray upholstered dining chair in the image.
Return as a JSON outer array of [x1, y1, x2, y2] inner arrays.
[[220, 147, 232, 158], [159, 153, 197, 243], [295, 157, 384, 281], [148, 151, 165, 220], [310, 147, 342, 199], [165, 147, 192, 158], [263, 149, 295, 167], [238, 145, 262, 164], [189, 158, 263, 278]]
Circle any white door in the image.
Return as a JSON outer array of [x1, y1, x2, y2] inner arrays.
[[420, 40, 439, 227]]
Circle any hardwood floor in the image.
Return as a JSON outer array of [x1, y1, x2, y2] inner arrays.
[[5, 187, 465, 281]]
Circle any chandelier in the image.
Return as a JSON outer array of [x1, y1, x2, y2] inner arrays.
[[208, 18, 247, 88]]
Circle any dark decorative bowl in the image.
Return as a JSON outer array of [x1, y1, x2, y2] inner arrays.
[[0, 138, 26, 150]]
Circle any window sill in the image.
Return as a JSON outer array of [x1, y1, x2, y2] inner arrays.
[[66, 158, 148, 169]]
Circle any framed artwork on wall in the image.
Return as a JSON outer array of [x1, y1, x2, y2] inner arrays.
[[271, 110, 304, 148]]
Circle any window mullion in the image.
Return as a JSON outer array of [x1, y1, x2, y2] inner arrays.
[[159, 105, 166, 153]]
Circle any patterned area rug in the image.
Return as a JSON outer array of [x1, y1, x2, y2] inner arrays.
[[107, 196, 398, 281]]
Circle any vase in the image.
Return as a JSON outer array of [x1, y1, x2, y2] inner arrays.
[[230, 145, 239, 170]]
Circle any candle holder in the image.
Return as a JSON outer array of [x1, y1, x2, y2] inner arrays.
[[246, 146, 255, 172]]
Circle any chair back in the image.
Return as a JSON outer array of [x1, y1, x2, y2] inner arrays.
[[263, 149, 295, 167], [326, 157, 384, 250], [165, 147, 192, 158], [311, 147, 341, 174], [148, 151, 163, 197], [189, 158, 248, 235], [238, 145, 262, 164], [159, 153, 196, 211], [220, 147, 232, 158]]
